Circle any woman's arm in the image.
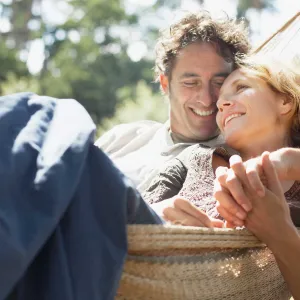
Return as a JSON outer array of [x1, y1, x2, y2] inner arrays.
[[268, 226, 300, 300], [142, 158, 187, 205], [215, 152, 300, 299]]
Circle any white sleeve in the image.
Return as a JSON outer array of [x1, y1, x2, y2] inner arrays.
[[95, 121, 160, 155]]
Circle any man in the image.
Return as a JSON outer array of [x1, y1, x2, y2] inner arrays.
[[95, 11, 250, 193]]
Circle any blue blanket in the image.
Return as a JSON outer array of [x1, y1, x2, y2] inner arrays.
[[0, 93, 161, 300]]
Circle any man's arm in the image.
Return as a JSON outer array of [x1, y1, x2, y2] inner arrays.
[[279, 147, 300, 181], [95, 120, 161, 154]]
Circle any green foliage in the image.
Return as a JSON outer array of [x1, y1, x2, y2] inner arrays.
[[97, 80, 168, 137], [237, 0, 275, 18], [1, 74, 39, 95], [0, 0, 277, 127], [0, 41, 28, 93]]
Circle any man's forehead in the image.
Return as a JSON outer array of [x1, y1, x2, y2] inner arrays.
[[170, 42, 233, 79], [179, 71, 231, 79]]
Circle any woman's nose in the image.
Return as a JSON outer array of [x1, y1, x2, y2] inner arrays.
[[217, 96, 233, 112]]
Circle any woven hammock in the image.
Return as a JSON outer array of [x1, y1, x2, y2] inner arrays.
[[116, 13, 300, 300], [116, 225, 292, 300], [253, 12, 300, 65]]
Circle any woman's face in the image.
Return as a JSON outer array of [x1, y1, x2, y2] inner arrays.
[[216, 69, 292, 150]]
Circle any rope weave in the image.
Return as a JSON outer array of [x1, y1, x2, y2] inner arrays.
[[116, 225, 292, 300]]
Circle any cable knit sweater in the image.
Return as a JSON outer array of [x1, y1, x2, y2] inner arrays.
[[143, 144, 300, 226]]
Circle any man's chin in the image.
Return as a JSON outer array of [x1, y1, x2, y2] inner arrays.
[[193, 130, 220, 142]]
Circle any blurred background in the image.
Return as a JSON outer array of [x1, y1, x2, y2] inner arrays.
[[0, 0, 299, 136]]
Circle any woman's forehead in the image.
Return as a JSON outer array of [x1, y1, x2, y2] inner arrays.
[[225, 69, 247, 83], [219, 69, 245, 93]]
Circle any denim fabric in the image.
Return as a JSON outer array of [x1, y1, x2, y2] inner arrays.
[[0, 93, 161, 300]]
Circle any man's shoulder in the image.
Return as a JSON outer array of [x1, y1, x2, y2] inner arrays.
[[109, 120, 162, 134], [95, 120, 164, 152]]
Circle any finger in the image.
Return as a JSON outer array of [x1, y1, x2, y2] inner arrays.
[[215, 166, 229, 185], [216, 204, 244, 227], [173, 198, 213, 228], [210, 218, 225, 228], [214, 181, 247, 220], [225, 168, 252, 212], [225, 221, 236, 228], [261, 151, 283, 196], [163, 207, 208, 227], [229, 155, 251, 187], [245, 159, 265, 197]]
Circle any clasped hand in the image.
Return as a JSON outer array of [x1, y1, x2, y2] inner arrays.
[[214, 151, 294, 245]]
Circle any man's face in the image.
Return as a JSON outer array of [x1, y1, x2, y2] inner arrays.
[[160, 42, 232, 142]]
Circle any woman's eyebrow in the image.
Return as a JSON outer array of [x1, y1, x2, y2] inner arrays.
[[219, 78, 240, 94]]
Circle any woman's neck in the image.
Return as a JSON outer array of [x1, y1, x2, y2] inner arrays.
[[238, 133, 290, 161]]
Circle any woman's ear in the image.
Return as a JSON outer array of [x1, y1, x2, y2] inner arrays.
[[278, 96, 293, 115], [159, 74, 169, 94]]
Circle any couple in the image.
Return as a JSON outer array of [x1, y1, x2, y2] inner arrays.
[[143, 53, 300, 229], [140, 54, 300, 297], [96, 11, 300, 298]]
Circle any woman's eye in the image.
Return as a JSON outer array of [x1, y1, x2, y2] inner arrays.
[[236, 84, 249, 92]]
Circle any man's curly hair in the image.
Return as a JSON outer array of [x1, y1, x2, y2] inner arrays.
[[154, 11, 251, 81]]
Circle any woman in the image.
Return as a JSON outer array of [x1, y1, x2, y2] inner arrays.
[[142, 54, 300, 228]]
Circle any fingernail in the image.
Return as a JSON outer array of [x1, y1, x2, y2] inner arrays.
[[234, 219, 244, 227], [257, 189, 265, 197], [242, 204, 252, 212], [236, 211, 246, 220]]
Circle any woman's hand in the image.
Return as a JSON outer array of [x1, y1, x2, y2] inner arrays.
[[214, 148, 296, 223], [151, 196, 224, 228], [243, 152, 295, 245], [214, 152, 295, 240]]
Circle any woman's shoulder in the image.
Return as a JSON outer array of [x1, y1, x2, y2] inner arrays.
[[285, 181, 300, 227], [285, 180, 300, 199]]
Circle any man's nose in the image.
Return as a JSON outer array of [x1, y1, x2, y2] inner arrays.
[[196, 86, 216, 108]]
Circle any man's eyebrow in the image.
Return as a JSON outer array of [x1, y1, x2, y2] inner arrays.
[[213, 72, 230, 78], [179, 72, 200, 79]]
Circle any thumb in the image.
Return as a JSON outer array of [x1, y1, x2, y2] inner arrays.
[[261, 151, 283, 196]]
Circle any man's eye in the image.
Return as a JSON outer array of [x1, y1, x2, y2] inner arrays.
[[236, 84, 249, 92], [213, 80, 225, 87], [183, 81, 198, 87]]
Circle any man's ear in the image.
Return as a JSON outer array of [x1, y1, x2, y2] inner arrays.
[[159, 74, 169, 94], [279, 96, 293, 115]]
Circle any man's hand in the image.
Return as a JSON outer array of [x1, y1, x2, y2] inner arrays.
[[151, 196, 224, 228]]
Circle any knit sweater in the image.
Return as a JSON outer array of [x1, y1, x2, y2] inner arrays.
[[143, 144, 300, 226]]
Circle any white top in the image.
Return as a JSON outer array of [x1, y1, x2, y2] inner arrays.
[[95, 120, 224, 193]]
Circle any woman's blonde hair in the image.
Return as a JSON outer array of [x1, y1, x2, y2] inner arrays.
[[237, 54, 300, 147]]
